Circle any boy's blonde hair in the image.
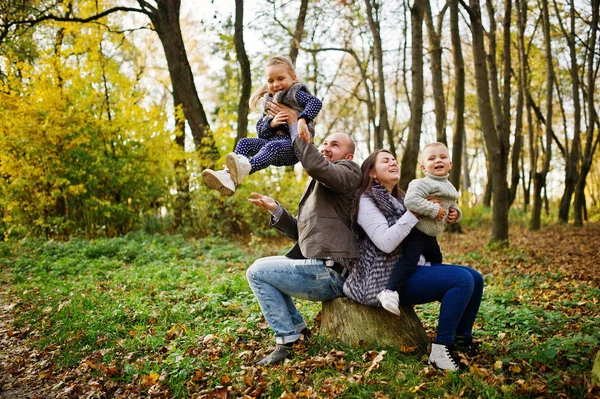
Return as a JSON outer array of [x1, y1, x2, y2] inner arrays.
[[249, 55, 297, 112], [419, 142, 450, 164]]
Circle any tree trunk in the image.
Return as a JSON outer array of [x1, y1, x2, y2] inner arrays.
[[484, 0, 504, 143], [144, 0, 218, 165], [483, 173, 492, 207], [234, 0, 251, 147], [321, 297, 429, 356], [530, 0, 554, 231], [464, 0, 509, 244], [173, 95, 190, 229], [511, 0, 527, 207], [461, 137, 470, 199], [425, 0, 447, 145], [365, 0, 389, 150], [400, 0, 426, 191], [556, 0, 582, 223], [592, 350, 600, 386], [447, 0, 464, 233], [574, 0, 600, 226], [521, 152, 530, 211], [289, 0, 309, 65]]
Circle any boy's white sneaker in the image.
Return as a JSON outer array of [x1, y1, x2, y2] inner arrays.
[[225, 152, 251, 186], [202, 168, 235, 196], [376, 290, 400, 316], [428, 343, 459, 371]]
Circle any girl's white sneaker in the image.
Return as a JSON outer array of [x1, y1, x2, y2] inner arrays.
[[202, 168, 236, 196], [226, 153, 251, 186], [376, 290, 401, 316]]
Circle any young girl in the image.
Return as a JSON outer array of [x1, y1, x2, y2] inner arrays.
[[202, 55, 322, 196]]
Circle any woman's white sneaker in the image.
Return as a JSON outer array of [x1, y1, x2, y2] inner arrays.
[[428, 343, 459, 371]]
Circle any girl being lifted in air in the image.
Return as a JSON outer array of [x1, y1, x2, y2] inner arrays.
[[202, 55, 322, 196]]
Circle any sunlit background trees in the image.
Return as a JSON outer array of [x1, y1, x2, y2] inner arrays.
[[1, 0, 599, 243]]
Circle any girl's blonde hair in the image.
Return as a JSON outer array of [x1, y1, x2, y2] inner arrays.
[[249, 55, 297, 112]]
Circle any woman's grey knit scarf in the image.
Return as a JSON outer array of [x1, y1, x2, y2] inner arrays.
[[344, 183, 407, 306]]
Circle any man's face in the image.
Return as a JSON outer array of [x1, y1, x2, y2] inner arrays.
[[421, 145, 452, 176], [320, 134, 354, 162]]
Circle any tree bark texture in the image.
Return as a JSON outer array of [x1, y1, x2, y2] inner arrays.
[[511, 0, 527, 207], [400, 0, 426, 191], [321, 297, 429, 356], [365, 0, 389, 150], [574, 0, 600, 226], [234, 0, 251, 146], [557, 0, 581, 223], [530, 0, 554, 231], [173, 94, 190, 229], [289, 0, 309, 65], [425, 0, 447, 145], [466, 0, 509, 244], [143, 0, 218, 165], [448, 0, 464, 233]]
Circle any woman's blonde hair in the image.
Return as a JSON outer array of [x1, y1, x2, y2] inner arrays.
[[249, 55, 297, 112]]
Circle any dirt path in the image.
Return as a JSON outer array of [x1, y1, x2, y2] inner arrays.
[[0, 286, 58, 399]]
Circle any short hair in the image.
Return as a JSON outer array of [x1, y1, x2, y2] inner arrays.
[[419, 142, 449, 164], [347, 136, 356, 155], [325, 133, 356, 156]]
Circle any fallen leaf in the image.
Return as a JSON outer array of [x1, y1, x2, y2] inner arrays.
[[365, 350, 386, 375]]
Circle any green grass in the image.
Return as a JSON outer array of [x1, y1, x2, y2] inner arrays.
[[0, 231, 598, 398]]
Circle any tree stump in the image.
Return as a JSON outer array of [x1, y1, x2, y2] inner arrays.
[[593, 351, 600, 387], [320, 297, 429, 356]]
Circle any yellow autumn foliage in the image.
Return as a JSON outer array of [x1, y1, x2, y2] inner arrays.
[[0, 17, 179, 238]]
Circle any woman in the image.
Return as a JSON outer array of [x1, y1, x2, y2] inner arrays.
[[343, 149, 483, 371]]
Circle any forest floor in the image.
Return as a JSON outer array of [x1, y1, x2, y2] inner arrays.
[[0, 221, 599, 398], [0, 285, 50, 398]]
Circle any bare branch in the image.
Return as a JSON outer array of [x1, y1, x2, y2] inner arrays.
[[8, 6, 147, 27]]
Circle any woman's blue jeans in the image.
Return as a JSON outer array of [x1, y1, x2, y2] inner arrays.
[[399, 264, 484, 345], [246, 256, 345, 344]]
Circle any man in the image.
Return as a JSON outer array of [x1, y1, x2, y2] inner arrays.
[[246, 106, 361, 366]]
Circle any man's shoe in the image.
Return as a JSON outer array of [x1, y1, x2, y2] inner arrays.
[[428, 343, 460, 371], [201, 168, 235, 196], [299, 327, 312, 340], [377, 290, 400, 316], [225, 153, 251, 186], [255, 344, 293, 366]]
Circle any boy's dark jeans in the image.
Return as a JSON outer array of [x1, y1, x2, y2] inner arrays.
[[387, 228, 442, 292]]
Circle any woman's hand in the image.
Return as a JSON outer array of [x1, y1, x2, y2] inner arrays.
[[435, 206, 446, 221], [446, 208, 458, 224]]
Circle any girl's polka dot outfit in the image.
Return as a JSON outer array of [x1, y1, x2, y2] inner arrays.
[[234, 82, 322, 174]]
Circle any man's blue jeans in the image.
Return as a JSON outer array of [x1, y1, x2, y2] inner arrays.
[[399, 264, 484, 345], [246, 256, 345, 344]]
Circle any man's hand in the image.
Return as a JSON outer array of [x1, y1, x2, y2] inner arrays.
[[249, 192, 278, 212], [447, 208, 459, 224], [298, 118, 310, 143], [436, 206, 446, 221]]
